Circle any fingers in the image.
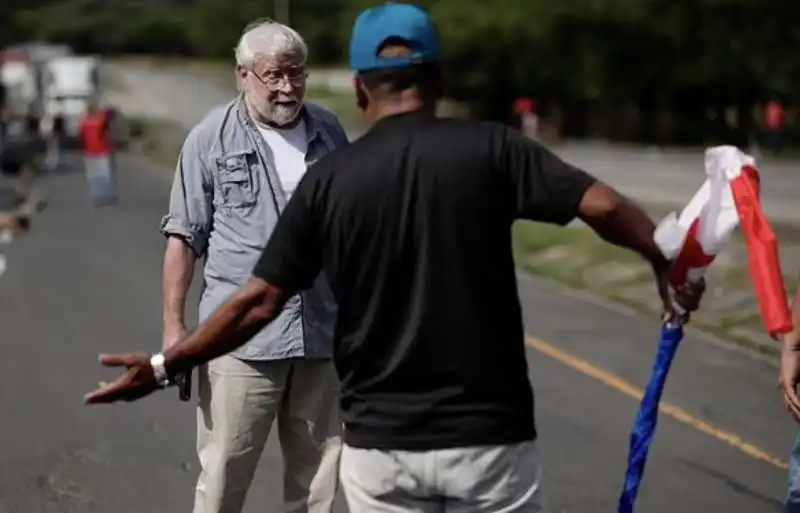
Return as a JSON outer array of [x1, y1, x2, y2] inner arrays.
[[661, 298, 692, 324], [673, 282, 703, 312], [656, 272, 703, 326], [780, 373, 800, 423], [784, 393, 800, 424], [84, 356, 142, 403], [784, 383, 800, 422], [84, 377, 151, 404], [682, 277, 706, 295], [84, 380, 120, 404], [662, 310, 691, 326], [98, 353, 146, 368], [85, 363, 159, 405]]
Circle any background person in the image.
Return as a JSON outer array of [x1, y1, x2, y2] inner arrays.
[[79, 99, 117, 206]]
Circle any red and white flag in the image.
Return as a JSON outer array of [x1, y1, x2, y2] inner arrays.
[[654, 146, 793, 337]]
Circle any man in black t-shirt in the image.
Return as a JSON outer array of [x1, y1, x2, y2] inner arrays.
[[84, 2, 704, 511]]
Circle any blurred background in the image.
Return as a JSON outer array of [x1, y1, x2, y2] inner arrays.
[[2, 0, 800, 150], [3, 1, 800, 323], [0, 5, 799, 512], [1, 0, 799, 310]]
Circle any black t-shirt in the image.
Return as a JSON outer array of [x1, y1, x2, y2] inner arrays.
[[253, 110, 596, 450]]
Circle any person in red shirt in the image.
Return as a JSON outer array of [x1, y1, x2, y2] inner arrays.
[[79, 100, 117, 206], [513, 97, 538, 139], [765, 100, 786, 155]]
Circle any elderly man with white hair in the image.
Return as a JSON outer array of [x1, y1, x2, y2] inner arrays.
[[159, 19, 348, 513]]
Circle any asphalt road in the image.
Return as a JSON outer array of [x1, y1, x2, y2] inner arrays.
[[0, 154, 796, 513]]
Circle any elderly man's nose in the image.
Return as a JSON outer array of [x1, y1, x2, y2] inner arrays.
[[277, 78, 295, 93]]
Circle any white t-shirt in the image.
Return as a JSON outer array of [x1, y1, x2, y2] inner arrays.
[[255, 119, 309, 200]]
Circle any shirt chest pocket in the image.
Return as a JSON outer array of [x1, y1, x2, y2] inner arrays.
[[213, 152, 258, 208]]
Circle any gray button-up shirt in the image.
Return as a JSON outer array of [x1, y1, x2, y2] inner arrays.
[[160, 96, 349, 360]]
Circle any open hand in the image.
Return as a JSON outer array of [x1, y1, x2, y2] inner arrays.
[[84, 353, 161, 404]]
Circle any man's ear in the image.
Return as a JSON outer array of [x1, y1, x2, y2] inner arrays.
[[354, 75, 368, 111], [235, 66, 249, 92], [236, 66, 249, 82]]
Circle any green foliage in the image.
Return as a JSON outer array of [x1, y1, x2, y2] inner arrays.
[[3, 0, 800, 144]]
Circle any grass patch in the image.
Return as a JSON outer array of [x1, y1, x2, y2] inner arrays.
[[513, 220, 639, 263], [513, 221, 649, 312], [512, 221, 641, 285]]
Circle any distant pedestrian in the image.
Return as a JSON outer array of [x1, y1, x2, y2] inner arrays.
[[79, 100, 116, 206], [514, 97, 538, 139], [765, 100, 786, 155], [23, 110, 39, 138], [44, 104, 66, 172]]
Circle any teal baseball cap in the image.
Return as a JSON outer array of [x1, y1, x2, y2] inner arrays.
[[348, 2, 442, 73]]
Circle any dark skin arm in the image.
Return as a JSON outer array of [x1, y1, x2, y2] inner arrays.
[[163, 278, 288, 376], [84, 183, 703, 405], [577, 181, 704, 320], [578, 183, 667, 267], [85, 178, 702, 404], [84, 277, 292, 404]]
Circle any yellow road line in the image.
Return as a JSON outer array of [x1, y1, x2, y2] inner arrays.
[[525, 335, 789, 470]]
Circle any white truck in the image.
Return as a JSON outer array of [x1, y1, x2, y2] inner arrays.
[[41, 55, 103, 139], [0, 50, 38, 128]]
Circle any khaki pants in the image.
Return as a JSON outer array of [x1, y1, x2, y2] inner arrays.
[[340, 441, 544, 513], [193, 356, 342, 513]]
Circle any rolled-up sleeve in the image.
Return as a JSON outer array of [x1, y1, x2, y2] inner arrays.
[[159, 127, 214, 256]]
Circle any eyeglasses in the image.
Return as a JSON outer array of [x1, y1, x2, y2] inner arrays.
[[249, 67, 308, 89]]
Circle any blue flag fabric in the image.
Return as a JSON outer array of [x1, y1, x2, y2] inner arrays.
[[618, 322, 685, 513]]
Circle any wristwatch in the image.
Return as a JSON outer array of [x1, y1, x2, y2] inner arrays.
[[150, 353, 173, 388]]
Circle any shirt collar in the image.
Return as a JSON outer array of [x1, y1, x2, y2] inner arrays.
[[372, 108, 435, 130]]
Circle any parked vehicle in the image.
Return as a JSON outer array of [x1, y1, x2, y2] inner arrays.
[[42, 55, 104, 141]]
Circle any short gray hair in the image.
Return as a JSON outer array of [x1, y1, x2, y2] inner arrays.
[[234, 18, 308, 69]]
